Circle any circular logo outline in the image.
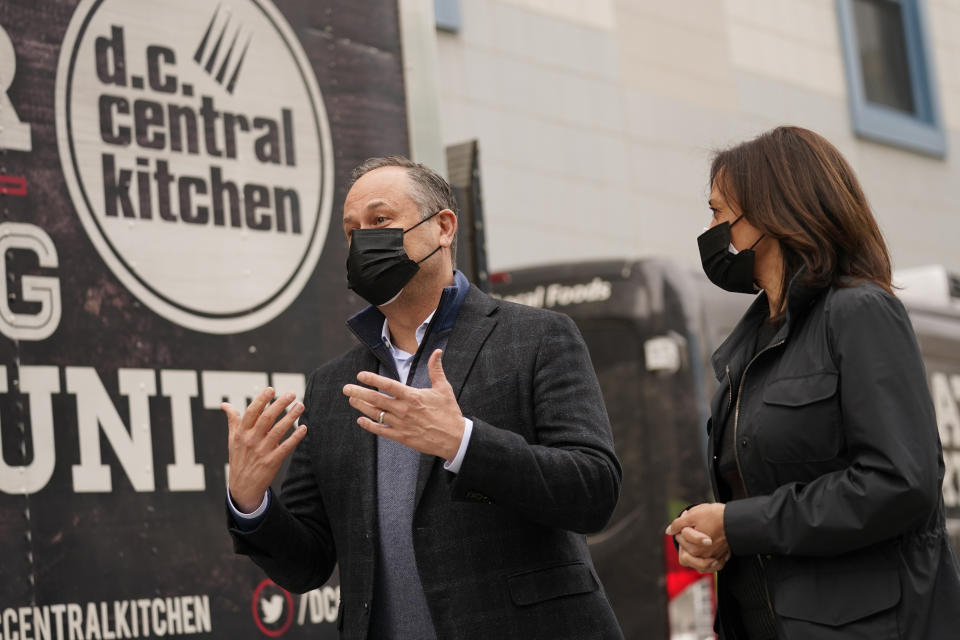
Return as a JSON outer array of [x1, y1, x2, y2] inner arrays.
[[251, 579, 294, 637], [55, 0, 334, 334]]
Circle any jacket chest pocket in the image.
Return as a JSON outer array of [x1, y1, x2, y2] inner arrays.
[[758, 372, 841, 463]]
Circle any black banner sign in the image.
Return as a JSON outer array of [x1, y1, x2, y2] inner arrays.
[[0, 0, 409, 637]]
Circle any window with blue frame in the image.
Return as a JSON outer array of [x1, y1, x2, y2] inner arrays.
[[435, 0, 461, 33], [836, 0, 946, 157]]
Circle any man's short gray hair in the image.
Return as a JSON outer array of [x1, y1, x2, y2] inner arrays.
[[350, 156, 460, 220]]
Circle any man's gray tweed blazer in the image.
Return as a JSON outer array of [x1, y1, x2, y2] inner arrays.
[[229, 282, 624, 639]]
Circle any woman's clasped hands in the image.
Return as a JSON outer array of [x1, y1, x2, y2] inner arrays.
[[665, 503, 731, 573]]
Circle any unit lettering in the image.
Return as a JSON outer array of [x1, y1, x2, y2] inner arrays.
[[0, 366, 305, 495]]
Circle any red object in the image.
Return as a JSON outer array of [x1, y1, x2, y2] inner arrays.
[[0, 175, 27, 196], [488, 271, 511, 285], [251, 579, 295, 637], [664, 533, 711, 600]]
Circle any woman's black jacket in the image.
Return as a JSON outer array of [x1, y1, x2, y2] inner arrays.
[[709, 277, 960, 639]]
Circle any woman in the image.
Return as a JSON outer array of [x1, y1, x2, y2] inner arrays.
[[666, 126, 960, 639]]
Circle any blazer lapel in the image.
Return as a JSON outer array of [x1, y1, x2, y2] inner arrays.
[[437, 286, 499, 399], [413, 287, 499, 509], [348, 349, 381, 540]]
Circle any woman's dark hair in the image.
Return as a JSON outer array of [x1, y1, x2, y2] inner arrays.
[[710, 126, 892, 295]]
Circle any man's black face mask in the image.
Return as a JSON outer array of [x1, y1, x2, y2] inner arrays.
[[346, 212, 441, 306]]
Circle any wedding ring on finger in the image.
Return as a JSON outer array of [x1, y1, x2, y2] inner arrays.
[[377, 410, 387, 425]]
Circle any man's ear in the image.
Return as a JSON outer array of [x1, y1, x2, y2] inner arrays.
[[436, 209, 458, 248]]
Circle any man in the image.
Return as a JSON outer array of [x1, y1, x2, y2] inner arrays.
[[224, 156, 623, 639]]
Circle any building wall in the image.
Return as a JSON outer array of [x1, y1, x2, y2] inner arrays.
[[434, 0, 960, 275]]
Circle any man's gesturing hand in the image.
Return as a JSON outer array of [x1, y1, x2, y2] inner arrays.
[[222, 387, 307, 513], [342, 349, 465, 460]]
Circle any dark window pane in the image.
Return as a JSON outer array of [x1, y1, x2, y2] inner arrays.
[[852, 0, 916, 114]]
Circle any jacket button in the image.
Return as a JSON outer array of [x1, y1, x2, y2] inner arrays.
[[740, 438, 749, 448]]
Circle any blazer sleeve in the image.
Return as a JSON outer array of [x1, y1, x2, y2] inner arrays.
[[226, 369, 338, 593], [724, 286, 942, 556], [450, 312, 622, 534]]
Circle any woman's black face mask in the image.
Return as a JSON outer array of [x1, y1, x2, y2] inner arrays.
[[346, 212, 442, 306], [697, 217, 763, 294]]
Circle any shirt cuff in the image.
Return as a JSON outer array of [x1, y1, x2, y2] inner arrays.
[[227, 486, 270, 530], [443, 417, 473, 474]]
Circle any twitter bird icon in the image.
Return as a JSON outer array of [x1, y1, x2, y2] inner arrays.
[[260, 594, 285, 625]]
